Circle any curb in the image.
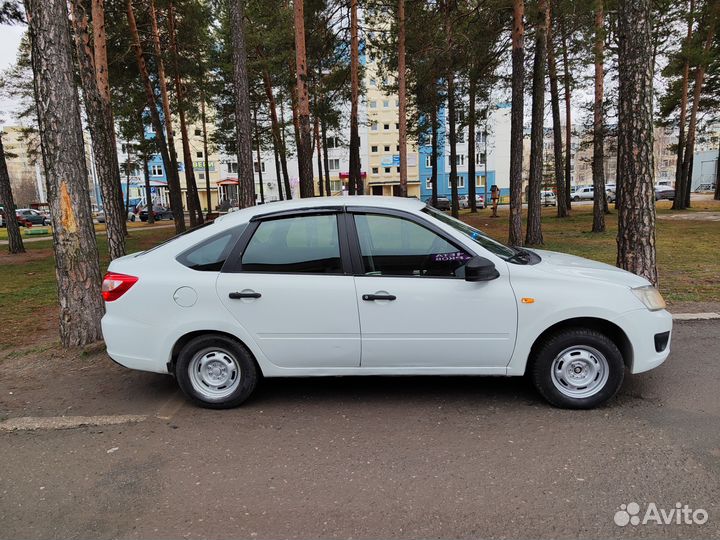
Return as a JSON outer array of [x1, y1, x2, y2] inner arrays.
[[671, 312, 720, 321]]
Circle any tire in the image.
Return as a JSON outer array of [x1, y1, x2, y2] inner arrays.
[[175, 335, 259, 409], [530, 327, 625, 409], [573, 195, 580, 202]]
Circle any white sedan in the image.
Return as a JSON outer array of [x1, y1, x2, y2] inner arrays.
[[101, 197, 672, 409]]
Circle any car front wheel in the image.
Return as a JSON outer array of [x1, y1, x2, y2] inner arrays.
[[176, 335, 259, 409], [530, 328, 624, 409]]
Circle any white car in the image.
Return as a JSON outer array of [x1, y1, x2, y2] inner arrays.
[[102, 197, 672, 410], [540, 191, 557, 206]]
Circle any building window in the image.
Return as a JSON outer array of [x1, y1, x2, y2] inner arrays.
[[371, 145, 378, 153], [194, 128, 202, 136], [198, 172, 205, 180], [425, 177, 432, 189], [448, 176, 466, 188], [478, 131, 487, 144], [370, 78, 377, 87], [457, 130, 465, 143], [395, 123, 400, 130], [448, 155, 465, 167], [475, 175, 484, 187], [371, 122, 378, 131], [383, 100, 389, 108], [150, 164, 163, 176], [395, 99, 400, 107], [370, 100, 377, 108], [384, 145, 390, 152], [328, 159, 340, 170], [254, 161, 266, 173], [196, 151, 203, 158], [228, 162, 238, 174], [383, 123, 390, 131], [372, 167, 379, 175], [326, 136, 341, 149], [396, 167, 400, 173], [396, 145, 400, 151], [425, 155, 432, 168], [476, 152, 486, 164], [384, 167, 391, 174]]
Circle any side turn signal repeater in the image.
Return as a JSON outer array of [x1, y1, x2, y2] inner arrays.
[[521, 297, 535, 304]]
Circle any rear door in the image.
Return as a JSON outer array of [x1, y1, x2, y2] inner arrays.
[[217, 210, 361, 369]]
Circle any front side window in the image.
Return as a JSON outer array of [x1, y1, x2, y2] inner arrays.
[[241, 214, 342, 274], [353, 213, 471, 278]]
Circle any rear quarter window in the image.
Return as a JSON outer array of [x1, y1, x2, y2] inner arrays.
[[176, 224, 247, 271]]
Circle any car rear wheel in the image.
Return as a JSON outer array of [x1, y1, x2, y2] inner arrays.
[[530, 327, 624, 409], [176, 335, 258, 409], [573, 195, 580, 201]]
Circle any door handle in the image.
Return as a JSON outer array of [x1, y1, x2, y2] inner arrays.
[[362, 294, 396, 301], [229, 291, 261, 299]]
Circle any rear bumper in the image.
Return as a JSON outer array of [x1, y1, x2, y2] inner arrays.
[[615, 308, 673, 374], [101, 313, 170, 374]]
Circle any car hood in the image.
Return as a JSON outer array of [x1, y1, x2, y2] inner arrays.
[[528, 249, 651, 288]]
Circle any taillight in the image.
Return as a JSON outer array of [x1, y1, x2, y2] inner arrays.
[[102, 272, 138, 302]]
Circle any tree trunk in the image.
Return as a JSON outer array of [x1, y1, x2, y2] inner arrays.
[[253, 107, 265, 204], [321, 116, 331, 195], [525, 0, 547, 246], [591, 0, 606, 232], [616, 0, 658, 285], [0, 134, 25, 253], [560, 14, 572, 210], [261, 64, 291, 200], [127, 0, 184, 233], [673, 0, 694, 210], [397, 0, 408, 197], [294, 0, 314, 198], [142, 149, 154, 224], [681, 9, 717, 208], [69, 0, 126, 260], [314, 110, 324, 196], [168, 0, 202, 225], [272, 133, 284, 201], [546, 0, 568, 218], [200, 89, 212, 213], [431, 103, 438, 207], [279, 98, 293, 198], [229, 0, 256, 207], [148, 0, 187, 226], [509, 0, 525, 246], [467, 74, 477, 213], [448, 73, 459, 218], [25, 0, 105, 346], [348, 0, 362, 195], [714, 144, 719, 200]]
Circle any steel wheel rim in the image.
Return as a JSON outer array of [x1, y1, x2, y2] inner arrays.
[[188, 347, 241, 401], [550, 345, 609, 399]]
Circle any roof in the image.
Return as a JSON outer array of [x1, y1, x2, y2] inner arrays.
[[215, 196, 426, 224]]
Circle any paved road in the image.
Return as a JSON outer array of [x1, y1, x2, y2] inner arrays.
[[1, 320, 719, 539]]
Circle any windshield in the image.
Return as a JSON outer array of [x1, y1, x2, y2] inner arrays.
[[422, 206, 520, 261]]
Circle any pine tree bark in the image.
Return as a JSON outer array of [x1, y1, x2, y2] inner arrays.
[[467, 74, 477, 213], [168, 0, 202, 225], [509, 0, 525, 246], [127, 0, 185, 233], [559, 14, 572, 210], [253, 107, 265, 204], [673, 0, 694, 210], [294, 0, 314, 198], [348, 0, 362, 195], [546, 0, 568, 218], [272, 136, 284, 201], [314, 104, 324, 196], [200, 90, 212, 213], [525, 0, 547, 246], [69, 0, 126, 260], [445, 2, 458, 218], [321, 117, 331, 195], [0, 133, 25, 254], [141, 144, 154, 224], [279, 98, 294, 198], [616, 0, 658, 286], [229, 0, 256, 207], [25, 0, 105, 346], [714, 145, 720, 200], [430, 103, 439, 207], [591, 0, 606, 232], [681, 8, 717, 208], [397, 0, 408, 197]]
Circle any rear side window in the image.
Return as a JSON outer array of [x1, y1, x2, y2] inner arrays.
[[241, 214, 342, 274], [177, 224, 246, 271]]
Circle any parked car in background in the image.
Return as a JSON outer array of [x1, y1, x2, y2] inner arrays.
[[459, 194, 485, 209], [427, 196, 450, 211], [101, 196, 672, 410], [16, 208, 50, 226], [572, 186, 594, 201], [695, 183, 715, 192], [139, 205, 174, 222], [540, 191, 557, 207], [655, 187, 675, 201]]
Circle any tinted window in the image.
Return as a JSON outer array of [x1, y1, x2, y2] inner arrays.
[[354, 213, 470, 277], [241, 214, 342, 273], [177, 225, 246, 271]]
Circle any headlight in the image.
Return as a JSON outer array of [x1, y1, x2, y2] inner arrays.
[[632, 286, 666, 311]]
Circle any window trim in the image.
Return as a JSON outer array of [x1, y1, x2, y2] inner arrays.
[[343, 207, 473, 280], [221, 209, 353, 275]]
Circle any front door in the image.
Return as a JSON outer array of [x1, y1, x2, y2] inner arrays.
[[350, 211, 517, 369], [217, 212, 360, 369]]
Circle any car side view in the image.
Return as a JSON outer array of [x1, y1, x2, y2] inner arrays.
[[101, 197, 672, 409]]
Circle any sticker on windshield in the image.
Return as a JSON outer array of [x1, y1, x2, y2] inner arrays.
[[432, 252, 471, 262]]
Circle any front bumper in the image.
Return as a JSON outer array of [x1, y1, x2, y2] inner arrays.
[[614, 308, 673, 374]]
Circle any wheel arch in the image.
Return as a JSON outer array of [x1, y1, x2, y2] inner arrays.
[[168, 330, 263, 376], [526, 317, 633, 373]]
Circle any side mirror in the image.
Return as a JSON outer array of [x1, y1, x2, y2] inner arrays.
[[465, 255, 500, 282]]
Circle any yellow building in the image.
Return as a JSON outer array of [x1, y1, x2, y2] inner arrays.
[[365, 64, 421, 197]]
